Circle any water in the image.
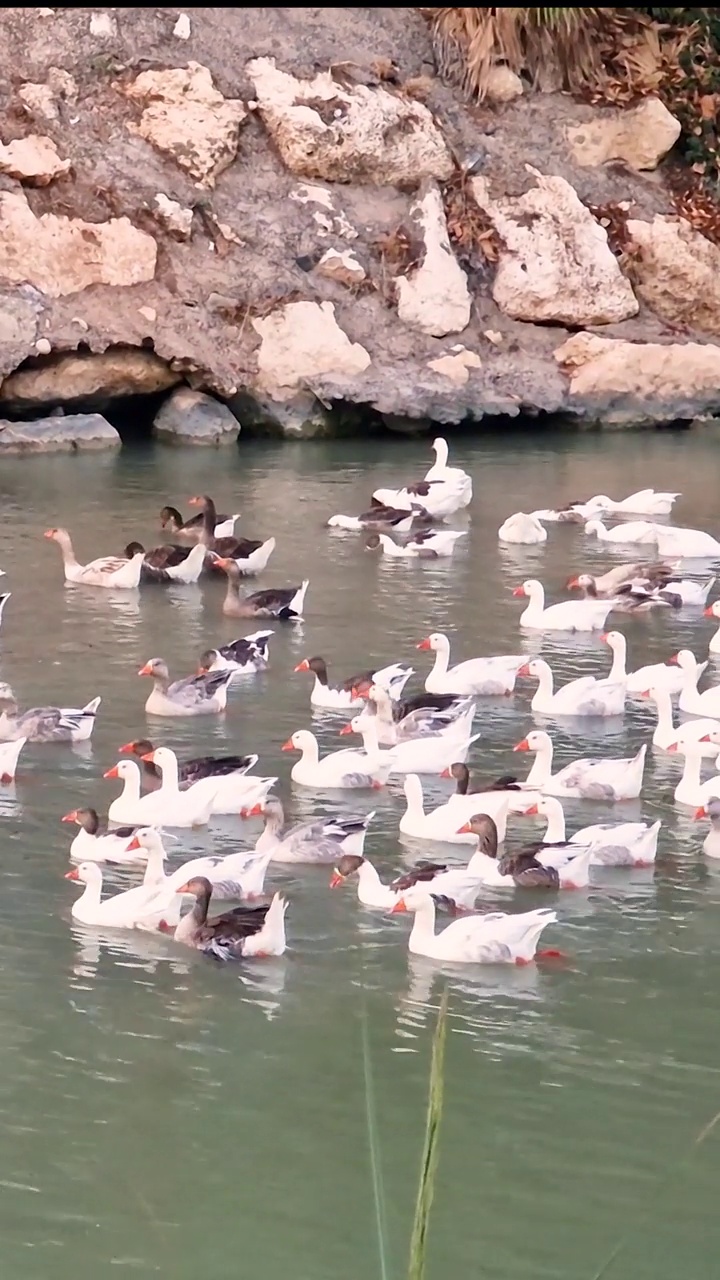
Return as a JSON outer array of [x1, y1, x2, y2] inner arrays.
[[1, 429, 719, 1279]]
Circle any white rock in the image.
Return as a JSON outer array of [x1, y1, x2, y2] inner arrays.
[[127, 63, 247, 186], [626, 215, 720, 334], [245, 56, 453, 184], [316, 248, 366, 286], [484, 329, 503, 346], [471, 167, 638, 326], [252, 301, 371, 398], [154, 193, 193, 240], [395, 181, 470, 337], [0, 190, 156, 298], [485, 66, 523, 103], [567, 98, 681, 171], [289, 183, 335, 210], [0, 134, 71, 185], [35, 338, 52, 355], [138, 306, 157, 323], [428, 348, 481, 385], [173, 13, 191, 39], [90, 12, 117, 37]]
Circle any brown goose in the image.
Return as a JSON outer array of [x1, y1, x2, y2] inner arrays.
[[173, 876, 287, 958], [456, 813, 591, 889], [441, 761, 523, 795], [160, 501, 240, 541], [187, 494, 268, 560], [214, 558, 308, 620], [118, 738, 257, 789]]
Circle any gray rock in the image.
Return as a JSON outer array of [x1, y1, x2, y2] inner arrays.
[[153, 387, 240, 446], [227, 388, 363, 438], [0, 412, 121, 453]]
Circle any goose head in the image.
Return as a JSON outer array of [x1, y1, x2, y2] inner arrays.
[[455, 813, 499, 854], [138, 657, 169, 681], [416, 632, 449, 653], [64, 861, 102, 886], [513, 730, 552, 754], [696, 796, 720, 823], [329, 853, 365, 888], [281, 730, 316, 753], [704, 601, 720, 620], [512, 579, 541, 599], [103, 759, 140, 784]]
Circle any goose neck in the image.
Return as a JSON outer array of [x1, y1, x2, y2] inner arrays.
[[526, 741, 552, 785], [431, 641, 450, 680], [408, 897, 436, 945], [156, 754, 180, 793], [533, 661, 554, 700], [607, 637, 627, 682], [404, 774, 425, 818], [653, 690, 674, 736], [541, 798, 566, 842]]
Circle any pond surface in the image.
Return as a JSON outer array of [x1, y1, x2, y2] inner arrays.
[[1, 428, 720, 1280]]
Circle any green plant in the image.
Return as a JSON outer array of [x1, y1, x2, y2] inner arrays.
[[407, 989, 449, 1280]]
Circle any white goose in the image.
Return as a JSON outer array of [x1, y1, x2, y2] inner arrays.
[[498, 513, 547, 545], [294, 657, 412, 711], [341, 713, 480, 776], [139, 745, 277, 816], [329, 854, 483, 912], [281, 728, 391, 790], [417, 632, 526, 695], [584, 519, 659, 545], [357, 683, 476, 747], [584, 490, 680, 517], [64, 830, 217, 927], [654, 525, 720, 559], [640, 687, 720, 755], [513, 730, 646, 800], [0, 737, 27, 782], [512, 580, 612, 632], [371, 479, 467, 521], [399, 773, 511, 843], [517, 658, 625, 717], [602, 630, 698, 696], [367, 530, 467, 558], [390, 891, 558, 965], [424, 436, 472, 507], [694, 797, 720, 857], [44, 528, 144, 588], [61, 807, 141, 864], [525, 795, 661, 867], [665, 736, 720, 807], [704, 601, 720, 654], [672, 650, 720, 717], [104, 756, 219, 827]]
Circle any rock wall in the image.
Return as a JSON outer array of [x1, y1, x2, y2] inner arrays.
[[0, 5, 717, 447]]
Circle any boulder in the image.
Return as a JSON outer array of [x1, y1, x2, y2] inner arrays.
[[126, 63, 247, 187], [485, 66, 524, 104], [471, 168, 638, 326], [0, 350, 179, 411], [251, 300, 371, 398], [626, 215, 720, 335], [0, 190, 156, 298], [226, 388, 357, 438], [315, 248, 365, 287], [153, 387, 240, 445], [427, 347, 482, 385], [567, 98, 681, 171], [555, 332, 720, 425], [395, 180, 471, 337], [0, 412, 120, 453], [0, 135, 71, 185], [19, 69, 78, 123], [245, 57, 453, 184], [154, 193, 193, 240]]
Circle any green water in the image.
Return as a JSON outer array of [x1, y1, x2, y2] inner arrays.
[[0, 430, 719, 1279]]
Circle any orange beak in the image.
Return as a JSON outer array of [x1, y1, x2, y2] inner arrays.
[[666, 743, 678, 753], [456, 821, 472, 834], [694, 806, 708, 819], [294, 659, 310, 673], [352, 686, 369, 700], [567, 577, 580, 589], [187, 496, 202, 507], [439, 767, 451, 778], [242, 802, 264, 817], [196, 665, 209, 675], [126, 835, 142, 851], [329, 871, 344, 889], [176, 881, 192, 894], [140, 751, 156, 763], [118, 742, 136, 754], [416, 637, 432, 651], [214, 556, 233, 569], [338, 724, 354, 736], [668, 653, 679, 666], [599, 633, 609, 644], [64, 868, 79, 880], [516, 663, 531, 677], [512, 585, 526, 597], [138, 663, 153, 677], [61, 810, 78, 823], [281, 738, 295, 752], [390, 898, 407, 913], [521, 803, 539, 816], [43, 528, 57, 539], [639, 690, 651, 699], [513, 738, 530, 752], [704, 607, 714, 618], [103, 765, 120, 779], [699, 734, 713, 743]]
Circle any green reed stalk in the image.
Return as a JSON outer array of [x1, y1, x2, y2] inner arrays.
[[407, 989, 449, 1280]]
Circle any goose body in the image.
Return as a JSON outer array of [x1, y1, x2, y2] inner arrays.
[[357, 684, 476, 746], [138, 746, 276, 817], [330, 853, 482, 911], [281, 728, 391, 790], [513, 580, 612, 632], [424, 436, 472, 506], [584, 490, 680, 517], [62, 807, 141, 864], [119, 739, 258, 789], [198, 630, 274, 678], [372, 479, 467, 520], [294, 657, 412, 710], [64, 859, 172, 927], [343, 714, 480, 776], [327, 506, 416, 533], [399, 773, 511, 843], [514, 730, 646, 801], [456, 813, 592, 889], [215, 558, 308, 620], [160, 504, 239, 541], [417, 632, 525, 695], [498, 513, 548, 545], [654, 525, 720, 559], [527, 796, 660, 866], [0, 685, 101, 743], [104, 757, 219, 827], [666, 737, 720, 806], [139, 658, 233, 716], [602, 630, 695, 696], [705, 601, 720, 655], [695, 797, 720, 858], [367, 530, 467, 559], [517, 659, 625, 717], [125, 541, 207, 585], [584, 519, 659, 545], [172, 877, 287, 959], [0, 737, 27, 782], [244, 795, 374, 864], [45, 528, 144, 588], [640, 688, 720, 755], [391, 891, 557, 965], [672, 650, 720, 717]]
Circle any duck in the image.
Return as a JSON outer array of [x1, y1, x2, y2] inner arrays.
[[138, 658, 234, 717], [186, 495, 275, 573], [705, 601, 720, 655], [356, 683, 475, 746], [371, 478, 468, 520], [198, 630, 274, 678], [138, 745, 276, 817], [512, 580, 612, 632], [61, 807, 141, 863], [281, 728, 392, 790], [583, 519, 659, 545], [123, 541, 207, 585], [390, 890, 557, 965], [601, 630, 697, 696], [417, 632, 526, 695], [567, 562, 678, 598], [213, 557, 308, 620], [524, 795, 660, 867], [639, 687, 720, 756], [103, 758, 220, 827], [365, 530, 467, 559], [665, 736, 720, 806], [44, 528, 144, 589], [171, 878, 288, 959], [293, 657, 412, 710], [243, 795, 375, 864], [327, 505, 418, 532], [516, 658, 625, 717], [160, 502, 240, 541], [0, 736, 27, 782], [694, 796, 720, 858], [118, 739, 259, 789], [0, 685, 101, 743], [329, 853, 482, 911], [513, 730, 646, 800], [670, 650, 720, 717], [583, 490, 681, 517], [455, 813, 592, 889], [497, 513, 548, 545], [424, 435, 472, 503], [653, 525, 720, 559], [340, 713, 480, 776], [399, 772, 511, 843]]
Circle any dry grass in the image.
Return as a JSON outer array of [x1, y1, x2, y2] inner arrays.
[[442, 172, 504, 267]]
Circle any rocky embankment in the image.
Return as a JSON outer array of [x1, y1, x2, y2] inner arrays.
[[0, 5, 719, 451]]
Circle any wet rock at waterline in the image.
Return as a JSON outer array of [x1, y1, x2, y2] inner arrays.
[[152, 388, 241, 446], [0, 350, 180, 412], [0, 412, 120, 453]]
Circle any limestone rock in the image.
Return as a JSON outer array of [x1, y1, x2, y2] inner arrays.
[[154, 193, 193, 240], [0, 350, 179, 411], [0, 134, 71, 185], [0, 412, 120, 453], [395, 181, 471, 337], [229, 388, 339, 438], [245, 56, 453, 185], [555, 332, 720, 425], [90, 12, 117, 37], [471, 168, 638, 326], [252, 300, 371, 398], [428, 347, 481, 385], [626, 215, 720, 335], [485, 67, 523, 104], [0, 190, 156, 298], [567, 98, 681, 171], [315, 248, 365, 287], [19, 69, 78, 123], [173, 13, 191, 39], [381, 413, 432, 435], [127, 63, 247, 187], [153, 387, 240, 445]]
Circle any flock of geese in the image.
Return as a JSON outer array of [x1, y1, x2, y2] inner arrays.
[[4, 437, 720, 967]]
